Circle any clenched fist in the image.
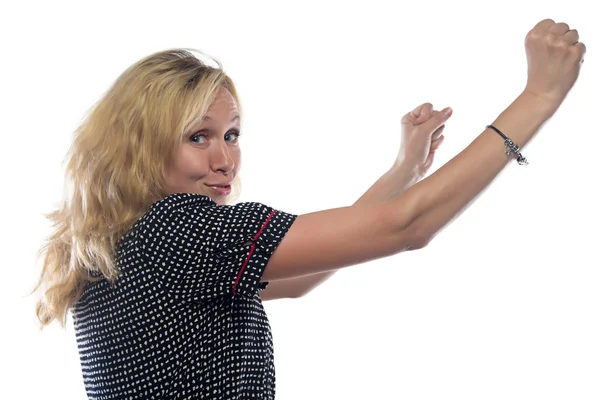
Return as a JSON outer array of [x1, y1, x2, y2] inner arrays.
[[524, 19, 586, 112]]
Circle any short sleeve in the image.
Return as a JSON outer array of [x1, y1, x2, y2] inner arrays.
[[138, 193, 297, 302]]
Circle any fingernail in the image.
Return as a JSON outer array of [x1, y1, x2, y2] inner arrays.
[[443, 107, 453, 116]]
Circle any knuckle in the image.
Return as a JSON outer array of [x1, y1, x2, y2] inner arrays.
[[570, 45, 584, 60], [543, 32, 555, 43], [555, 39, 570, 50], [525, 32, 535, 44]]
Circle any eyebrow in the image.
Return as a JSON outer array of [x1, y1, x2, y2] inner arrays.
[[203, 115, 240, 123]]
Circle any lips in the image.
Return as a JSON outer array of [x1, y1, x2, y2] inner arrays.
[[206, 183, 232, 196], [206, 182, 232, 188]]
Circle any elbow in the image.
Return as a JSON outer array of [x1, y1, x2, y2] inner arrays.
[[407, 232, 431, 250], [414, 234, 432, 250], [403, 218, 433, 251], [290, 289, 309, 299], [392, 188, 432, 251]]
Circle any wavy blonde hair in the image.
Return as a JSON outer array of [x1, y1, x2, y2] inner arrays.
[[34, 49, 242, 327]]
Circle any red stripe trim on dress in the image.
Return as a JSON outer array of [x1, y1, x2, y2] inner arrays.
[[232, 209, 277, 295]]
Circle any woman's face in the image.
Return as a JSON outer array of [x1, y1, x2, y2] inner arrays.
[[164, 87, 241, 205]]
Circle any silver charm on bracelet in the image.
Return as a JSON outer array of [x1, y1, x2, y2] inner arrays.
[[504, 138, 529, 165], [486, 125, 529, 166]]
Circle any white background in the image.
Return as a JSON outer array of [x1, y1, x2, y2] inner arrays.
[[2, 0, 599, 399]]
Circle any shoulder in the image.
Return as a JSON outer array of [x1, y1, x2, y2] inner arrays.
[[142, 193, 278, 224], [137, 193, 295, 239], [147, 193, 216, 217], [136, 193, 298, 244]]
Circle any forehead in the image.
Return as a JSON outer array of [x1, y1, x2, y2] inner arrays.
[[188, 88, 240, 131], [204, 88, 239, 118]]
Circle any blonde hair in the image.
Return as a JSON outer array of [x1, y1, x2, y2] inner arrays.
[[34, 49, 242, 327]]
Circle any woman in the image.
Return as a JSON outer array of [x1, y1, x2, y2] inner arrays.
[[34, 18, 585, 399]]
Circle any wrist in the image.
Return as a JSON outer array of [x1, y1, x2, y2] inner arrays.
[[390, 160, 421, 187], [519, 89, 561, 120], [489, 90, 556, 156]]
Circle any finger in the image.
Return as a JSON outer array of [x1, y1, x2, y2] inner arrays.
[[432, 125, 445, 141], [415, 103, 434, 124], [563, 29, 579, 45], [421, 107, 452, 133], [431, 135, 445, 150], [402, 102, 432, 124], [533, 18, 555, 32], [575, 41, 587, 62], [549, 22, 570, 36]]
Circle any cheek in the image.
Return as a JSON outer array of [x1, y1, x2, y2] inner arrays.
[[232, 148, 242, 171], [174, 149, 210, 177]]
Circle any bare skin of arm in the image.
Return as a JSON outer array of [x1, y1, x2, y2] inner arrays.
[[261, 92, 553, 280], [259, 162, 420, 301], [259, 102, 449, 301], [259, 19, 585, 297]]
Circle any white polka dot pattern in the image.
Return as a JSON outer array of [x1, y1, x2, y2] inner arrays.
[[72, 193, 298, 399]]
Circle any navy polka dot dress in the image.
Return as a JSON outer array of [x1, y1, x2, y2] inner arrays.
[[72, 193, 298, 399]]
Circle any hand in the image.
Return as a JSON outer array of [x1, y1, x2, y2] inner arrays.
[[523, 19, 586, 112], [396, 102, 453, 179]]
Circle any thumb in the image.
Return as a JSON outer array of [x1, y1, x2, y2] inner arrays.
[[402, 102, 433, 125], [415, 103, 434, 124], [421, 107, 453, 132]]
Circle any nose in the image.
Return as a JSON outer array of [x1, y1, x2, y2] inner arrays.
[[211, 140, 235, 175]]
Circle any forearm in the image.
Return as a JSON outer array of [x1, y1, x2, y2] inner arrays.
[[353, 162, 419, 206], [402, 91, 556, 243], [288, 160, 420, 296]]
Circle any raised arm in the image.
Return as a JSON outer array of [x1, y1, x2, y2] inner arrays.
[[261, 19, 585, 282], [259, 105, 448, 300]]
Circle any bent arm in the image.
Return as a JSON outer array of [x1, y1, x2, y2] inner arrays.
[[261, 92, 554, 282], [260, 164, 418, 300]]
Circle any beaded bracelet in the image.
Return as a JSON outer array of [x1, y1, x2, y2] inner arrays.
[[486, 125, 529, 165]]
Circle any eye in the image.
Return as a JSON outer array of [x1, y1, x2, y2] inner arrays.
[[190, 133, 207, 144], [225, 130, 241, 142]]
